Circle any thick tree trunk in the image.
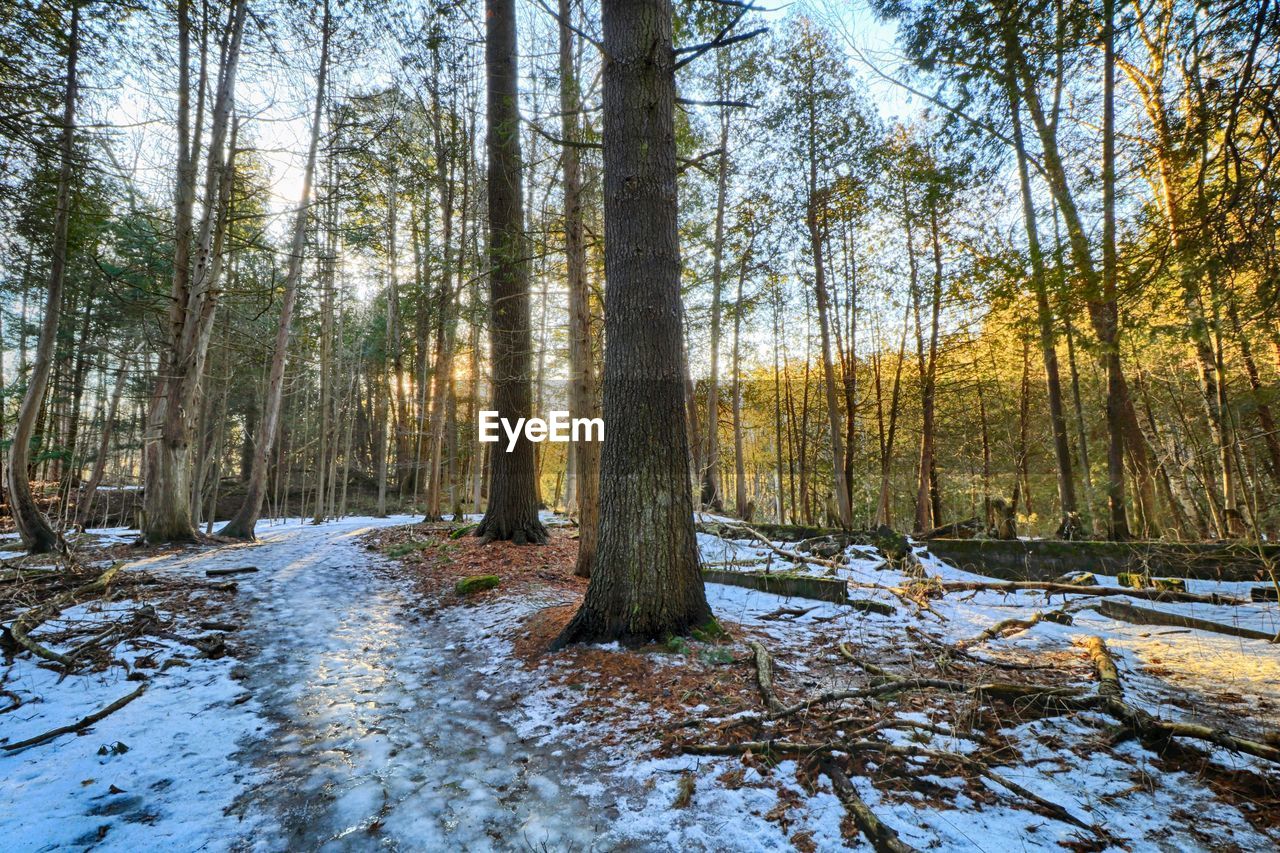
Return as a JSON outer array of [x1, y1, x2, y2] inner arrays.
[[474, 0, 546, 545], [7, 3, 79, 554], [556, 0, 712, 646], [220, 2, 328, 540], [144, 0, 248, 544], [559, 0, 599, 576]]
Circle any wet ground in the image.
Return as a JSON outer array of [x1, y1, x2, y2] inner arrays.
[[133, 517, 610, 851]]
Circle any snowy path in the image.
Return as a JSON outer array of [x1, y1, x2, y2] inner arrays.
[[127, 516, 609, 851], [2, 517, 616, 852]]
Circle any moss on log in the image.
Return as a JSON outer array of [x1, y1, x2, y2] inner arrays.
[[455, 575, 500, 596]]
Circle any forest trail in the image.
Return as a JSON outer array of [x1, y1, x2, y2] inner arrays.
[[130, 517, 608, 851]]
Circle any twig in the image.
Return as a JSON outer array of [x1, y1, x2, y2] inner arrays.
[[9, 562, 126, 667], [1, 683, 147, 753]]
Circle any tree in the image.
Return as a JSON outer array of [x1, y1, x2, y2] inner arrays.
[[558, 0, 599, 576], [473, 0, 546, 545], [142, 0, 248, 544], [556, 0, 712, 646], [6, 0, 79, 554], [220, 0, 331, 540]]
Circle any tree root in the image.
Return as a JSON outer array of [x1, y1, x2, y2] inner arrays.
[[1, 683, 147, 753]]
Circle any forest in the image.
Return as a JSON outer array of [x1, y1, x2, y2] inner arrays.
[[1, 0, 1278, 850]]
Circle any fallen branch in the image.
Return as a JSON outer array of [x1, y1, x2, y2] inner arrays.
[[204, 566, 259, 577], [1078, 636, 1123, 699], [958, 612, 1045, 648], [938, 579, 1244, 606], [706, 522, 936, 616], [688, 738, 1094, 833], [748, 640, 785, 713], [8, 562, 126, 667], [1, 683, 147, 753], [1095, 599, 1279, 643], [823, 760, 919, 852]]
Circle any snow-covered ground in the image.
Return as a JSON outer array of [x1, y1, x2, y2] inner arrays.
[[3, 516, 1277, 851]]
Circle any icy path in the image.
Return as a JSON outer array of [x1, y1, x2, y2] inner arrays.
[[107, 517, 608, 851]]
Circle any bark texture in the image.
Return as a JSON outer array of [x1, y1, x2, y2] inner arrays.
[[7, 2, 79, 554], [555, 0, 712, 647], [474, 0, 547, 545]]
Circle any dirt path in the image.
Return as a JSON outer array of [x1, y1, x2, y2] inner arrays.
[[133, 516, 612, 851]]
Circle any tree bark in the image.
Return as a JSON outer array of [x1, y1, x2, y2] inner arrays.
[[474, 0, 547, 545], [143, 0, 248, 544], [559, 0, 599, 576], [555, 0, 712, 646], [220, 0, 329, 540], [7, 2, 79, 554]]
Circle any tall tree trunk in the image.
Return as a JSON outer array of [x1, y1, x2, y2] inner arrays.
[[808, 143, 852, 528], [701, 110, 730, 511], [474, 0, 546, 544], [556, 0, 711, 646], [75, 350, 131, 529], [220, 1, 329, 540], [874, 303, 909, 529], [732, 260, 748, 518], [559, 0, 599, 575], [1006, 74, 1078, 532], [7, 3, 79, 554], [312, 150, 337, 524], [144, 0, 248, 544], [1001, 1, 1145, 538], [914, 204, 943, 533]]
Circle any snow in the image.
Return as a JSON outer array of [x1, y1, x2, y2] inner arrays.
[[3, 517, 1277, 851]]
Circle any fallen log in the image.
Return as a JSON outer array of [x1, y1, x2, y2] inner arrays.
[[748, 641, 785, 713], [938, 579, 1245, 606], [1094, 599, 1279, 643], [1250, 587, 1278, 602], [204, 566, 259, 577], [1, 683, 147, 753], [1079, 636, 1123, 699], [822, 760, 919, 853]]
